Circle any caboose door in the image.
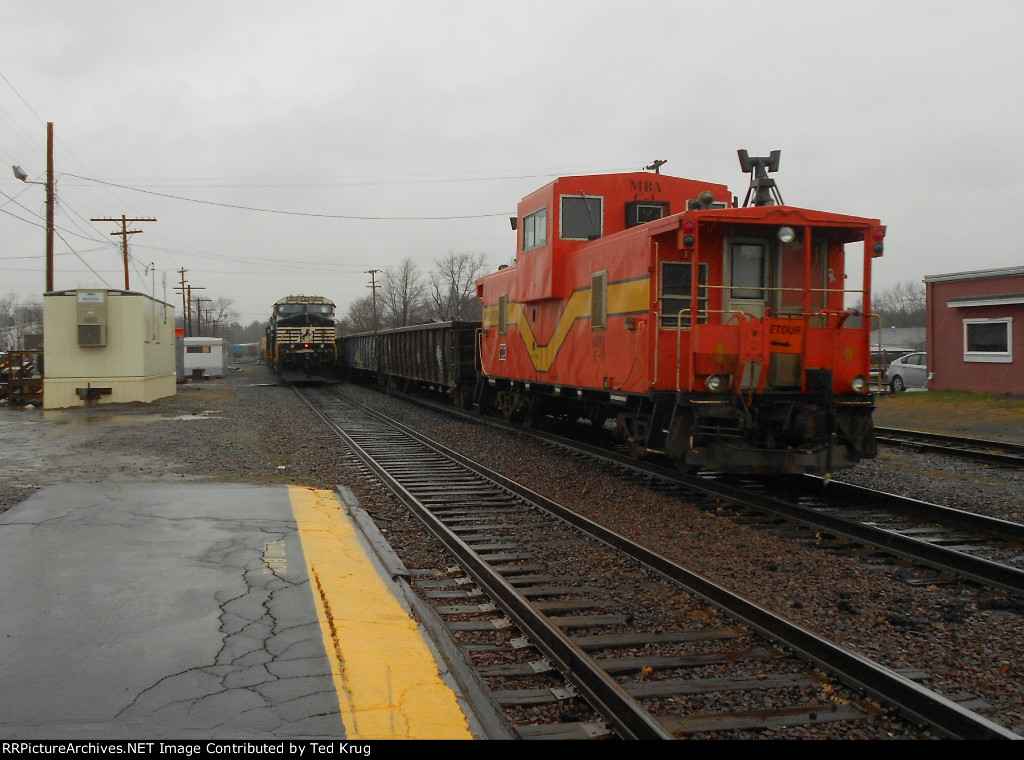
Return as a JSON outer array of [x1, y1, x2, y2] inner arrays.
[[724, 241, 768, 319], [725, 237, 830, 389]]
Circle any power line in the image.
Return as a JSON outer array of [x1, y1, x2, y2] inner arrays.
[[62, 172, 513, 220]]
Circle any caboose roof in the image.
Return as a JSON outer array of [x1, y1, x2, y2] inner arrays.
[[518, 171, 731, 212]]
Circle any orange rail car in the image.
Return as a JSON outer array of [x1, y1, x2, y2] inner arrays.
[[475, 152, 884, 474]]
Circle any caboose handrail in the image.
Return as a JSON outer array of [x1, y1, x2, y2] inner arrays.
[[476, 327, 490, 377], [692, 283, 866, 305]]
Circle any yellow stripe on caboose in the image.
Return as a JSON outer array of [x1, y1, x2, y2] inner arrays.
[[484, 277, 649, 373]]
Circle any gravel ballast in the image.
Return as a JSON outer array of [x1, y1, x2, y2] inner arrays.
[[2, 363, 1022, 738]]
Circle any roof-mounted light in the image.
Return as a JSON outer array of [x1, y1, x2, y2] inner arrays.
[[777, 226, 796, 244]]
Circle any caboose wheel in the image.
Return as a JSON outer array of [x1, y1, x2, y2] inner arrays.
[[496, 390, 518, 422]]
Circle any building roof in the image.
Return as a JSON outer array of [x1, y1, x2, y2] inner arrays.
[[947, 292, 1024, 307], [924, 265, 1024, 284], [869, 326, 926, 350]]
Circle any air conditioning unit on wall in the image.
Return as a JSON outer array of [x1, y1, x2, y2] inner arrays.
[[76, 290, 107, 347]]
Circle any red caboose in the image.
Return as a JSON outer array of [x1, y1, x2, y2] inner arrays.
[[475, 153, 884, 475]]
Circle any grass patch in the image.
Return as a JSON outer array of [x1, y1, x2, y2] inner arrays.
[[874, 390, 1024, 441]]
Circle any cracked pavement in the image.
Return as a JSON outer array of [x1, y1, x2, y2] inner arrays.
[[0, 483, 345, 739]]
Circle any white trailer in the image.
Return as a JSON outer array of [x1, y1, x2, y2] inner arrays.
[[183, 337, 227, 379]]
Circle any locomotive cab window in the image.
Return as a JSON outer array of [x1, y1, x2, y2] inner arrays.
[[522, 207, 547, 252], [660, 262, 708, 327], [561, 195, 603, 240]]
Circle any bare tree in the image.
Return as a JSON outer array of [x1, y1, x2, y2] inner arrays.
[[343, 294, 378, 334], [0, 294, 43, 350], [872, 280, 926, 328], [380, 258, 427, 328], [426, 251, 487, 322], [206, 297, 239, 337]]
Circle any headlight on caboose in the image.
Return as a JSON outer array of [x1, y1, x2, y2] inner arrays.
[[850, 375, 869, 394], [705, 374, 728, 392]]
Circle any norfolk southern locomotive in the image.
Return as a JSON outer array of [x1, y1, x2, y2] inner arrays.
[[266, 295, 338, 378], [339, 151, 885, 475]]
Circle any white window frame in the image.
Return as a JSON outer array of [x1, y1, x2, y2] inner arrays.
[[522, 207, 547, 252], [963, 317, 1012, 363], [560, 194, 604, 241]]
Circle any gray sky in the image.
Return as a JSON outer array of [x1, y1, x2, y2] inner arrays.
[[2, 0, 1022, 326]]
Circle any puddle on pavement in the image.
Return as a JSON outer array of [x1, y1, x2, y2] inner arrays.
[[41, 410, 223, 425]]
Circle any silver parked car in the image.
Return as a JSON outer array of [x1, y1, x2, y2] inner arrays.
[[887, 352, 928, 392]]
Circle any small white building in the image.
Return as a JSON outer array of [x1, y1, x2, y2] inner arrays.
[[183, 337, 227, 379], [43, 289, 176, 408]]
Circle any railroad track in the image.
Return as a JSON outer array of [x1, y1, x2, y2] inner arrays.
[[875, 427, 1024, 468], [292, 383, 1018, 740], [372, 387, 1024, 600]]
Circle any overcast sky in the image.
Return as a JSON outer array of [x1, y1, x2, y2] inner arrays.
[[2, 1, 1022, 326]]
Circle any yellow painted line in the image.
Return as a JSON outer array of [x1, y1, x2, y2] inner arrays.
[[288, 486, 473, 740]]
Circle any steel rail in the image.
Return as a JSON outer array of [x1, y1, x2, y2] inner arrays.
[[450, 411, 1024, 597], [293, 386, 674, 740], [876, 427, 1024, 467], [311, 387, 1019, 740]]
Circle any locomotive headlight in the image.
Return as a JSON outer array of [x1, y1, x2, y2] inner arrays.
[[850, 375, 869, 394], [777, 226, 796, 244], [705, 374, 727, 392]]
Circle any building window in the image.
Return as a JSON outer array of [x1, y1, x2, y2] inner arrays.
[[963, 318, 1012, 363], [561, 195, 603, 240], [661, 262, 708, 327], [498, 293, 508, 335], [522, 207, 547, 252], [591, 271, 608, 330], [186, 345, 212, 354]]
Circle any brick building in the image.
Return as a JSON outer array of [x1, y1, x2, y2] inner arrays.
[[924, 266, 1024, 393]]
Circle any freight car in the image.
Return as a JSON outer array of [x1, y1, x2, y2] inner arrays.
[[339, 151, 885, 476], [342, 321, 479, 407], [266, 295, 338, 379]]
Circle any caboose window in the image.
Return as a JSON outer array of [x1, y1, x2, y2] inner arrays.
[[498, 293, 508, 335], [591, 271, 608, 330], [561, 195, 603, 240], [626, 201, 669, 228], [730, 243, 766, 299], [522, 207, 547, 252], [661, 262, 707, 327]]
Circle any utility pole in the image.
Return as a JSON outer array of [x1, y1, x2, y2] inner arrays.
[[185, 285, 205, 337], [11, 121, 55, 291], [196, 297, 211, 336], [366, 269, 380, 333], [91, 214, 157, 290], [173, 268, 188, 332], [44, 122, 54, 292]]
